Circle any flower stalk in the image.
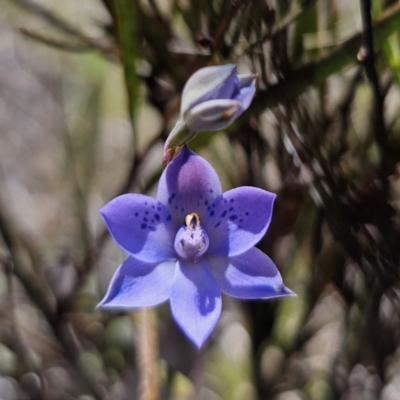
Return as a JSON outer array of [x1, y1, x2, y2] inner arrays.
[[133, 308, 159, 400]]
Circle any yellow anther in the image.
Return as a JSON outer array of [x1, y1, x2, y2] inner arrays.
[[185, 212, 200, 228]]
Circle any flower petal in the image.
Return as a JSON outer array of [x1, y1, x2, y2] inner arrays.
[[100, 194, 176, 262], [237, 73, 256, 89], [233, 85, 256, 116], [98, 257, 176, 309], [184, 99, 242, 132], [157, 146, 222, 226], [204, 187, 276, 256], [181, 65, 237, 115], [170, 258, 222, 348], [208, 248, 295, 299]]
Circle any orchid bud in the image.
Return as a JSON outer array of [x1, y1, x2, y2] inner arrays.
[[164, 64, 256, 163]]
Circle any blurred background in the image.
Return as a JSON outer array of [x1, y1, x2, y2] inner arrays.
[[1, 0, 400, 399]]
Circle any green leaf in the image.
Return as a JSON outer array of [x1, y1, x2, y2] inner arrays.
[[113, 0, 141, 144], [251, 3, 400, 113]]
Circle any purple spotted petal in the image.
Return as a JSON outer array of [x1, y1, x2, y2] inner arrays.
[[170, 258, 222, 348], [100, 194, 176, 262], [181, 65, 237, 115], [157, 146, 222, 226], [208, 248, 295, 299], [204, 187, 276, 256], [98, 257, 176, 309], [184, 99, 242, 132]]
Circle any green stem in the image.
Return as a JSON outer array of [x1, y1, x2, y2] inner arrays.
[[113, 0, 140, 148]]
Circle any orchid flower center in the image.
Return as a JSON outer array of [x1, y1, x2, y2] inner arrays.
[[174, 212, 209, 259]]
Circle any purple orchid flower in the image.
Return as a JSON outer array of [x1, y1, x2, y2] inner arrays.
[[164, 65, 257, 164], [98, 146, 294, 348]]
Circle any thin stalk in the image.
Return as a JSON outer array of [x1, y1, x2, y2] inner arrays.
[[133, 309, 160, 400]]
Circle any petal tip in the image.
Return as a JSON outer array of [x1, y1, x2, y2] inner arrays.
[[277, 285, 296, 297], [95, 298, 111, 310], [181, 329, 210, 350], [98, 195, 126, 220], [171, 307, 215, 349], [96, 294, 119, 310], [99, 206, 108, 219]]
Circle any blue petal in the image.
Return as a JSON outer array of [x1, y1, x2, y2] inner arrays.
[[157, 146, 222, 227], [181, 65, 237, 115], [100, 194, 176, 262], [233, 85, 256, 116], [98, 257, 176, 309], [184, 99, 242, 132], [170, 258, 222, 348], [237, 73, 256, 89], [203, 187, 276, 256], [208, 248, 295, 299]]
